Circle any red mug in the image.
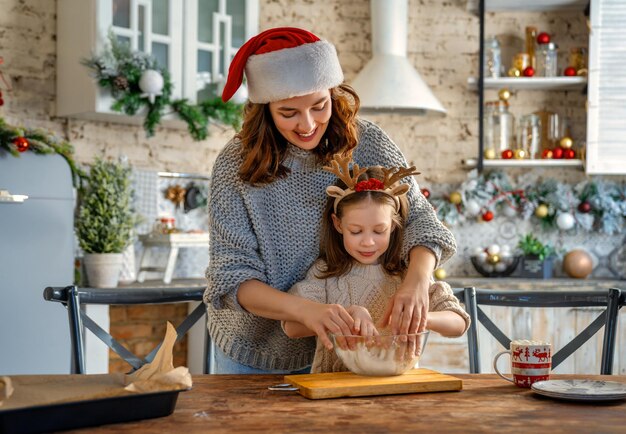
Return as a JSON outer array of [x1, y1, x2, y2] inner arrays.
[[494, 340, 551, 388]]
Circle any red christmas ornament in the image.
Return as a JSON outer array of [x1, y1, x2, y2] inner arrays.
[[501, 149, 514, 159], [0, 89, 4, 106], [482, 210, 494, 222], [537, 32, 551, 44], [564, 148, 576, 159], [420, 188, 431, 199], [12, 136, 29, 152], [564, 66, 577, 77], [541, 149, 553, 159], [523, 66, 535, 77], [578, 201, 591, 213], [552, 147, 564, 159]]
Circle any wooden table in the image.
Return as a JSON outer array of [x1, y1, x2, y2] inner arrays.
[[71, 374, 625, 433]]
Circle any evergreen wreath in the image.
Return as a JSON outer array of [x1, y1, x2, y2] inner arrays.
[[82, 33, 243, 141], [0, 117, 85, 186]]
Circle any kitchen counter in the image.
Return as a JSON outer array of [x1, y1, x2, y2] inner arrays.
[[446, 277, 624, 291]]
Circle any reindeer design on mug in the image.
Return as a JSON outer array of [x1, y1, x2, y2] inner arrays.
[[512, 347, 524, 361], [532, 347, 551, 363]]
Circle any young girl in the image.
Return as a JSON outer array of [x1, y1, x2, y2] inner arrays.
[[283, 155, 469, 373]]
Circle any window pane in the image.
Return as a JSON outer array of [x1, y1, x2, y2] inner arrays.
[[138, 5, 145, 51], [116, 35, 131, 47], [227, 0, 246, 47], [152, 42, 169, 70], [113, 0, 130, 28], [198, 0, 219, 43], [152, 0, 169, 35], [197, 50, 217, 102], [219, 22, 226, 76], [197, 50, 213, 73]]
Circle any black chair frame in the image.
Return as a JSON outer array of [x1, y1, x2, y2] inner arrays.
[[44, 285, 209, 374], [456, 287, 622, 375]]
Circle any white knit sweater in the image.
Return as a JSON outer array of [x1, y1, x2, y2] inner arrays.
[[288, 261, 470, 373], [203, 119, 457, 371]]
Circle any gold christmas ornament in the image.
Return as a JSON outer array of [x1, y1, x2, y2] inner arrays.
[[577, 68, 588, 76], [449, 191, 463, 205], [562, 249, 594, 279], [487, 254, 501, 264], [514, 149, 526, 159], [484, 148, 497, 159], [535, 203, 549, 218], [498, 88, 511, 101], [508, 67, 521, 77], [560, 136, 573, 149], [434, 268, 447, 280]]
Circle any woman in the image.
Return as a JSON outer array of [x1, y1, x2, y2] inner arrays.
[[204, 27, 456, 374]]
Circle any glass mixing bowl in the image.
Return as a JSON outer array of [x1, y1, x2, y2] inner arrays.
[[331, 331, 429, 376]]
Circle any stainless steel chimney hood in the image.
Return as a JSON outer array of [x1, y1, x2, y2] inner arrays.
[[350, 0, 446, 115]]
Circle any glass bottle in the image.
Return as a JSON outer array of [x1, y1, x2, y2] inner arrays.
[[517, 114, 542, 159], [537, 43, 558, 77], [525, 26, 537, 69], [484, 100, 515, 156], [484, 37, 502, 78]]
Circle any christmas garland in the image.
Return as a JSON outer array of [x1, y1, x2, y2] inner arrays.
[[82, 33, 243, 141], [428, 170, 626, 235], [0, 117, 85, 186]]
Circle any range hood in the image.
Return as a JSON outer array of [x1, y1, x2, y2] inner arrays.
[[350, 0, 446, 115]]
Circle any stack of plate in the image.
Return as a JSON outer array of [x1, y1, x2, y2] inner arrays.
[[531, 379, 626, 402]]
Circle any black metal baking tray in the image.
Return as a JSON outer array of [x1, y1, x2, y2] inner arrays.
[[0, 387, 187, 434]]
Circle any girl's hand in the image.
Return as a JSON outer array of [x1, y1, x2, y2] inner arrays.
[[299, 302, 355, 351], [379, 276, 430, 335], [346, 305, 379, 336]]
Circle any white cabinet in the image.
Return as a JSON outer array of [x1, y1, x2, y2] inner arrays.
[[585, 0, 626, 174], [57, 0, 258, 125]]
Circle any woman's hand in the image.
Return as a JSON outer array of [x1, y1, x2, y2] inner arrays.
[[299, 301, 355, 351], [379, 278, 430, 334], [378, 246, 436, 334], [346, 305, 379, 336]]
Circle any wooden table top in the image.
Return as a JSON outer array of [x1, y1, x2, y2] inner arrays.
[[74, 374, 626, 433]]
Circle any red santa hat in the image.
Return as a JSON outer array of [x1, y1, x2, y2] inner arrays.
[[221, 27, 344, 104]]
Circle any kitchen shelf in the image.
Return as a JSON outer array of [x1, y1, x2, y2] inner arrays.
[[467, 76, 587, 91], [482, 159, 584, 168], [462, 158, 585, 170], [467, 0, 588, 14]]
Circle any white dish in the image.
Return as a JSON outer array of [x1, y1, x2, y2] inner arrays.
[[531, 379, 626, 401]]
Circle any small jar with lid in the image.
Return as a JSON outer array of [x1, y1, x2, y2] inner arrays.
[[484, 100, 515, 157], [537, 42, 558, 77], [484, 37, 502, 78]]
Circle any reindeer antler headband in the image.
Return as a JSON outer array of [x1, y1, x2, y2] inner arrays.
[[322, 154, 420, 213]]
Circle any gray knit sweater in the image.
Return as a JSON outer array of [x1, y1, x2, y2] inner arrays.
[[204, 118, 457, 371]]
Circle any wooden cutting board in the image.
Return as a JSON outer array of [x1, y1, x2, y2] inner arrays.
[[283, 368, 462, 400]]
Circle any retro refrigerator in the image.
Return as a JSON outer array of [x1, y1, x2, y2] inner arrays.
[[0, 152, 73, 374]]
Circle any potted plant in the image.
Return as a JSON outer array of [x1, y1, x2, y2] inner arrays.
[[76, 158, 136, 287], [516, 233, 556, 279]]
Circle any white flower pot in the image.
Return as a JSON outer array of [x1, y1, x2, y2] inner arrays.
[[83, 253, 124, 288]]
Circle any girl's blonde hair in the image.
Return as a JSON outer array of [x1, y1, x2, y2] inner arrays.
[[318, 167, 408, 279], [235, 84, 360, 185]]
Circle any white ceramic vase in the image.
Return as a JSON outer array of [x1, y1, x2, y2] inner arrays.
[[83, 253, 124, 288]]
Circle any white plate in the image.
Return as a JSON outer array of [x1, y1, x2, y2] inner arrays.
[[531, 379, 626, 401]]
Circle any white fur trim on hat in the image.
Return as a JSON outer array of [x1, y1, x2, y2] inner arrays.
[[245, 40, 344, 103]]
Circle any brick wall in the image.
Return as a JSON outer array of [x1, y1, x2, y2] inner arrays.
[[0, 0, 611, 373]]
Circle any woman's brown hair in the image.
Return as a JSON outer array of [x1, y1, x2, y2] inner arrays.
[[235, 84, 360, 185], [318, 168, 409, 279]]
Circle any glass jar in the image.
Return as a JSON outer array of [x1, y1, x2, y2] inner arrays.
[[484, 100, 515, 156], [569, 47, 587, 71], [484, 37, 502, 78], [517, 114, 542, 159], [513, 53, 531, 72], [537, 43, 558, 77]]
